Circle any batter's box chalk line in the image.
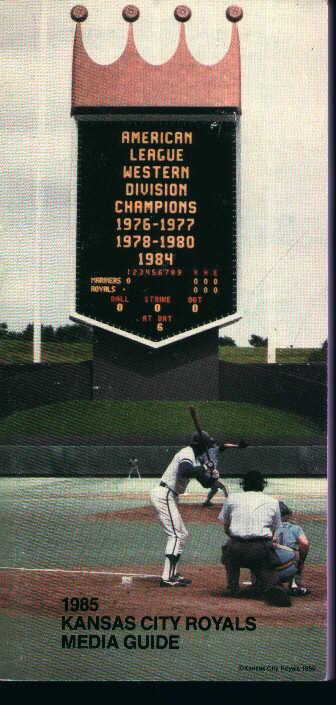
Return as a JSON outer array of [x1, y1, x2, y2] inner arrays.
[[0, 567, 160, 579]]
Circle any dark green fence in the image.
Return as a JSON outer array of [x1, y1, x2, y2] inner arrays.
[[0, 444, 326, 477]]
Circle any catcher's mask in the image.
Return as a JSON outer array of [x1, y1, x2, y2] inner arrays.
[[240, 470, 267, 492], [279, 501, 292, 519]]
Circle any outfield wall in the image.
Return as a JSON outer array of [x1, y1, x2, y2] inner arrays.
[[0, 362, 92, 418], [220, 363, 326, 427], [0, 360, 326, 426], [0, 445, 326, 477]]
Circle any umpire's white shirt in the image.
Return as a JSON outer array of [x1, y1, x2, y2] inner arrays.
[[218, 492, 282, 538]]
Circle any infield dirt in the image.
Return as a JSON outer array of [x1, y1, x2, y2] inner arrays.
[[0, 564, 326, 628]]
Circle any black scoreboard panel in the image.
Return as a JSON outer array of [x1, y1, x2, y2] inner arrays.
[[76, 115, 238, 343]]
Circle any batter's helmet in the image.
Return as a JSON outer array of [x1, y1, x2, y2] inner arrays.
[[190, 431, 214, 449]]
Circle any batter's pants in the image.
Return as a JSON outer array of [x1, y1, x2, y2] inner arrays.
[[150, 485, 188, 556]]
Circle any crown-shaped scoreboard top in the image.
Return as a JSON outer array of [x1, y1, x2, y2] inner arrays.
[[71, 4, 243, 112]]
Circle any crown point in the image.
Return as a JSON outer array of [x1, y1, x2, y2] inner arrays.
[[71, 5, 88, 23], [122, 5, 140, 22], [174, 5, 192, 22], [226, 5, 243, 22]]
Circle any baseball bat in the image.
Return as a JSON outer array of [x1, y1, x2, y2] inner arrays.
[[189, 405, 228, 497], [189, 405, 211, 462]]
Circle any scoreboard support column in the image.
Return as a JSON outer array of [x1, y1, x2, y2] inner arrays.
[[92, 328, 219, 401]]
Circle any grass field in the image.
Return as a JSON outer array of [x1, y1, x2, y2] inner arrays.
[[0, 399, 323, 444], [0, 477, 327, 681], [0, 341, 92, 364], [218, 347, 317, 364], [0, 341, 320, 365]]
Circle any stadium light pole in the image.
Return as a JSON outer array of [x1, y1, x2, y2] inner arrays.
[[33, 2, 48, 363], [267, 325, 277, 364]]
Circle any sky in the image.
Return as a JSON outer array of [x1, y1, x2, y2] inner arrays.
[[0, 0, 328, 346]]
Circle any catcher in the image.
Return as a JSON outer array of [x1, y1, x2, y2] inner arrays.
[[150, 430, 222, 587], [202, 438, 248, 506], [275, 501, 311, 596]]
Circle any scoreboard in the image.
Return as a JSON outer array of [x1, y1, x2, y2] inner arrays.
[[75, 113, 239, 346]]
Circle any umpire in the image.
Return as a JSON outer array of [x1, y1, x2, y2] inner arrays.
[[218, 470, 291, 607]]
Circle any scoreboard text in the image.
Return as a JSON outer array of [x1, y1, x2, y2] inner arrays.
[[76, 115, 238, 344]]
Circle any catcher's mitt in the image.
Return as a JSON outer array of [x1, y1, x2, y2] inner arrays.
[[202, 462, 219, 480]]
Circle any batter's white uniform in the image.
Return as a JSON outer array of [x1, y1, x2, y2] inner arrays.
[[150, 446, 198, 556]]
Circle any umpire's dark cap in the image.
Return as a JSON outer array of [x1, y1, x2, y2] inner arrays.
[[279, 501, 292, 518], [241, 470, 267, 491]]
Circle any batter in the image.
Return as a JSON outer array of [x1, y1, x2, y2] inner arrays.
[[150, 431, 221, 587]]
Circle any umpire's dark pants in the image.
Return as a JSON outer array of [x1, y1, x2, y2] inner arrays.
[[222, 537, 279, 594]]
